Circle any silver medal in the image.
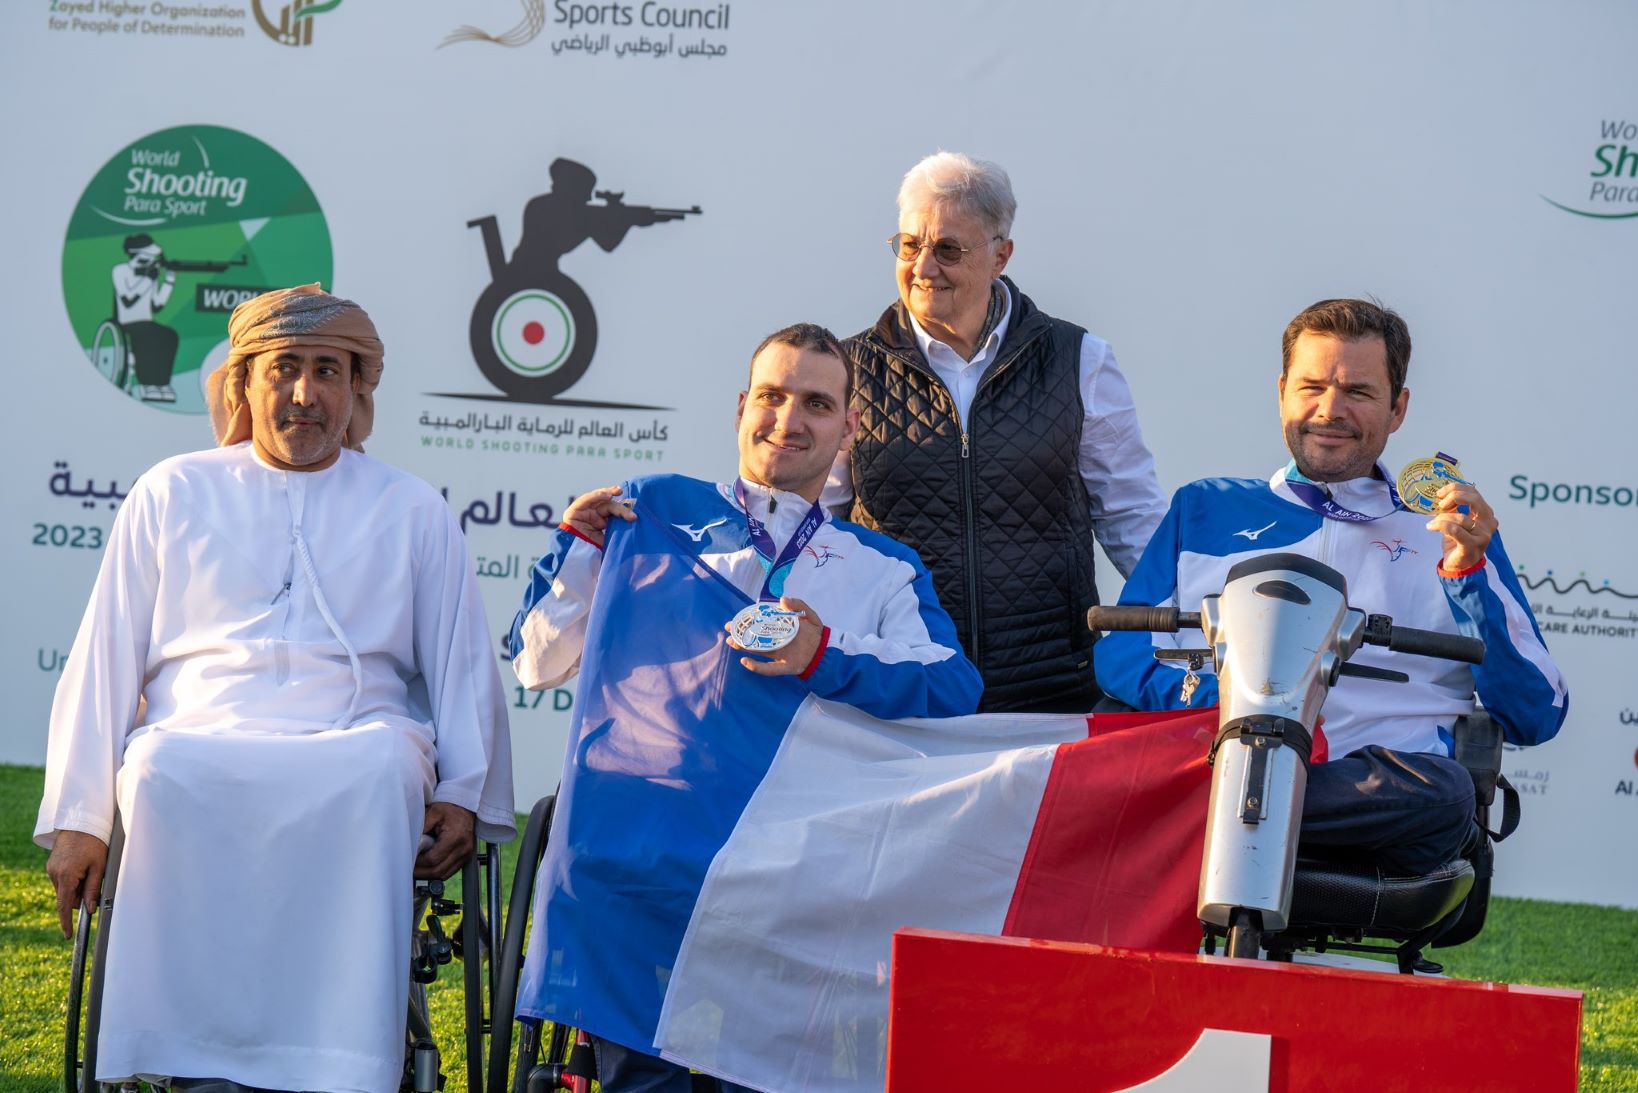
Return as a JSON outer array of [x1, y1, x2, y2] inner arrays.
[[730, 602, 803, 652]]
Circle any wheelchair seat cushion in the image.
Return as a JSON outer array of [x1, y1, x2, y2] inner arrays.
[[1288, 854, 1474, 936]]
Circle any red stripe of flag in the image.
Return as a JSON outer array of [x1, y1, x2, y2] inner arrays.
[[1003, 708, 1219, 953]]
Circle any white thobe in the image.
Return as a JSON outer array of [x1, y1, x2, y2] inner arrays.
[[36, 442, 515, 1093]]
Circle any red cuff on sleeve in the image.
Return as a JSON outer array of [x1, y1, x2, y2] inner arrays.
[[1437, 557, 1486, 579], [798, 627, 831, 681], [559, 523, 605, 552]]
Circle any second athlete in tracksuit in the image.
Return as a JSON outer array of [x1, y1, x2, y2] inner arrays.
[[1096, 461, 1568, 873]]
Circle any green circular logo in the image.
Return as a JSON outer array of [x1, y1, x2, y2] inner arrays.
[[61, 124, 332, 415]]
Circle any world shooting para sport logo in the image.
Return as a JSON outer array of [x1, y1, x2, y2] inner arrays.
[[1541, 118, 1638, 220], [447, 157, 700, 408], [61, 125, 332, 414]]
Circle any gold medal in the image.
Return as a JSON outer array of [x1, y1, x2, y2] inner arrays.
[[1396, 452, 1469, 515]]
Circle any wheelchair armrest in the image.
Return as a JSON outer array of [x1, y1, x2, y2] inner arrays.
[[1451, 709, 1502, 807]]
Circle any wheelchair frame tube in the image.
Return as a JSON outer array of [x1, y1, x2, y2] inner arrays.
[[463, 854, 486, 1093]]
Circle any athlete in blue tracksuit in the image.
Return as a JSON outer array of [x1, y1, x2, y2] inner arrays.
[[506, 323, 983, 1093], [1096, 299, 1567, 874]]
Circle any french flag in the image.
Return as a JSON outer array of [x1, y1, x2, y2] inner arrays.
[[518, 509, 1220, 1092]]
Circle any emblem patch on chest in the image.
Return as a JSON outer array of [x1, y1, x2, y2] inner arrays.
[[804, 544, 843, 568], [1370, 538, 1419, 562]]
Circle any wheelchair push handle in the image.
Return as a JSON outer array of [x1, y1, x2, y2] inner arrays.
[[1363, 613, 1485, 665], [1087, 605, 1202, 634]]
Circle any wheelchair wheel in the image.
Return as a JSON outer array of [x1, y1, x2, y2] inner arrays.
[[461, 851, 490, 1093], [65, 904, 92, 1091], [63, 817, 126, 1093], [89, 321, 133, 395], [488, 794, 557, 1093]]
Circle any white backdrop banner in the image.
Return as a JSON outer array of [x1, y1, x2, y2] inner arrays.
[[3, 1, 1634, 908]]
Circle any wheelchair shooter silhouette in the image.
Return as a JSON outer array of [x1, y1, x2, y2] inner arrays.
[[93, 234, 248, 403], [467, 158, 700, 403]]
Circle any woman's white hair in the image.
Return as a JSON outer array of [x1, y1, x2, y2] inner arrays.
[[896, 151, 1017, 239]]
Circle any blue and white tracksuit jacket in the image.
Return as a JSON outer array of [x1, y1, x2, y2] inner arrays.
[[1095, 463, 1568, 760], [508, 474, 983, 720]]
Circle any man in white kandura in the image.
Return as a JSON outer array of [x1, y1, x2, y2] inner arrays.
[[38, 284, 515, 1093]]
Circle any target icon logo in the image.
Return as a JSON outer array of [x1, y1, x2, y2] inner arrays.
[[493, 289, 575, 375]]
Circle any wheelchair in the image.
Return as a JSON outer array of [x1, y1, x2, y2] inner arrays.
[[88, 318, 137, 397], [87, 293, 182, 403], [487, 795, 593, 1093], [486, 796, 726, 1093], [1200, 709, 1521, 974], [64, 814, 505, 1093]]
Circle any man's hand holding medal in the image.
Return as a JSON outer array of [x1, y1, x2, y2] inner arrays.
[[1397, 454, 1496, 573], [1424, 481, 1496, 572], [726, 596, 826, 677]]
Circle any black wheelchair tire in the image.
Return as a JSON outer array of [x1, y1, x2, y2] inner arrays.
[[64, 818, 125, 1093], [468, 276, 597, 404], [463, 853, 488, 1093], [65, 905, 92, 1092], [488, 794, 558, 1093]]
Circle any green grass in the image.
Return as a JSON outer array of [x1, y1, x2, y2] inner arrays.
[[4, 762, 1636, 1091]]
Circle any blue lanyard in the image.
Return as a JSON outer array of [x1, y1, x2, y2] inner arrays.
[[1283, 462, 1405, 523], [733, 479, 826, 602]]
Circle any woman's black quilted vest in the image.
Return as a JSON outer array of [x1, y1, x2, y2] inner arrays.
[[845, 281, 1101, 712]]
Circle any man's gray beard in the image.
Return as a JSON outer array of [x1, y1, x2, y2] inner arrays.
[[275, 418, 349, 467]]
